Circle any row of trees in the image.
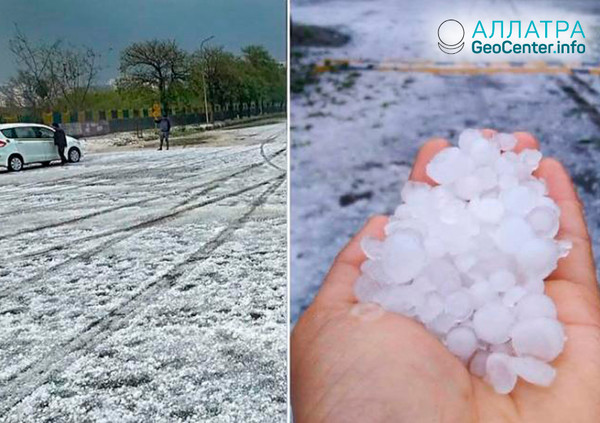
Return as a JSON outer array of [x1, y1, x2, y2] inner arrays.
[[119, 40, 286, 115], [0, 27, 286, 121]]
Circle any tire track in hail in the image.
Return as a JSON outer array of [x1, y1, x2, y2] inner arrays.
[[0, 147, 257, 215], [1, 145, 240, 189], [0, 171, 284, 300], [0, 145, 246, 199], [0, 129, 283, 210], [2, 124, 283, 191], [3, 145, 284, 262], [554, 76, 600, 129], [0, 176, 285, 417], [0, 147, 285, 240], [259, 128, 286, 171]]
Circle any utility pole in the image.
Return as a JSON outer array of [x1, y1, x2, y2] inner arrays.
[[200, 35, 214, 124]]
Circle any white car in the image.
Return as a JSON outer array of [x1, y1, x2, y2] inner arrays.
[[0, 123, 83, 171]]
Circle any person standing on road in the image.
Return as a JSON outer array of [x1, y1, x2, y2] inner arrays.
[[155, 113, 171, 150], [52, 122, 68, 165]]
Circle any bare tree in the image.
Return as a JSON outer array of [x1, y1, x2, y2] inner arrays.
[[118, 39, 187, 110], [6, 25, 60, 115], [5, 25, 100, 117], [49, 46, 100, 111]]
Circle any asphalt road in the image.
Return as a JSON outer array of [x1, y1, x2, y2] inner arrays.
[[0, 122, 287, 422]]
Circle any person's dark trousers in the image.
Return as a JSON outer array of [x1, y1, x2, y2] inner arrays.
[[159, 131, 169, 150], [58, 145, 67, 164]]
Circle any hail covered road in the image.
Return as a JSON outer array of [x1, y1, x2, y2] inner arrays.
[[0, 122, 287, 422]]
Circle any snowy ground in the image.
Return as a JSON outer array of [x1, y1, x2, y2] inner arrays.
[[82, 117, 286, 153], [0, 122, 287, 422], [291, 0, 600, 322]]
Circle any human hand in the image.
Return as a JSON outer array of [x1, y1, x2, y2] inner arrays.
[[291, 132, 600, 422]]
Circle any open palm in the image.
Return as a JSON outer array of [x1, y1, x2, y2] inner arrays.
[[291, 132, 600, 422]]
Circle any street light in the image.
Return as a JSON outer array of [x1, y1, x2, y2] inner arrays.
[[200, 35, 214, 124]]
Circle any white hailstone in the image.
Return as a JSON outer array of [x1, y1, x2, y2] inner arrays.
[[401, 181, 432, 204], [515, 294, 557, 320], [426, 147, 472, 184], [445, 289, 474, 320], [446, 327, 478, 361], [486, 353, 518, 394], [500, 186, 537, 215], [458, 128, 483, 151], [385, 218, 429, 238], [557, 240, 573, 258], [519, 149, 543, 173], [454, 253, 477, 273], [439, 197, 466, 225], [417, 293, 445, 323], [494, 133, 517, 151], [381, 229, 426, 284], [498, 173, 519, 190], [496, 152, 518, 174], [360, 236, 384, 260], [469, 281, 498, 309], [427, 313, 459, 335], [431, 184, 455, 205], [489, 270, 517, 292], [355, 128, 569, 394], [394, 203, 414, 219], [426, 258, 462, 295], [511, 318, 565, 361], [413, 275, 436, 294], [492, 216, 534, 254], [536, 194, 559, 208], [469, 137, 500, 166], [527, 206, 559, 238], [453, 174, 483, 200], [517, 238, 560, 280], [360, 259, 392, 285], [502, 286, 528, 307], [511, 356, 556, 386], [469, 351, 490, 377], [473, 303, 515, 345], [354, 275, 381, 302], [423, 236, 446, 258], [478, 166, 499, 191], [437, 223, 475, 255], [490, 341, 514, 355], [468, 198, 504, 224], [372, 285, 424, 315], [523, 178, 548, 197], [522, 278, 545, 294]]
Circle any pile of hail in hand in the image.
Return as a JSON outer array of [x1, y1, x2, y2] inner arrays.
[[355, 129, 571, 394]]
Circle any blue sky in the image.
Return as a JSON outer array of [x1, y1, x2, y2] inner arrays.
[[0, 0, 287, 83]]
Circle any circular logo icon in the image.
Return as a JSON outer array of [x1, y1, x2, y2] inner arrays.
[[438, 19, 465, 54]]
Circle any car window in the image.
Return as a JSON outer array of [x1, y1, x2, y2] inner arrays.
[[13, 127, 38, 139], [0, 128, 17, 139], [34, 127, 55, 139]]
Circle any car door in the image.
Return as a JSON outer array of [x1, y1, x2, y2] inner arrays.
[[34, 126, 59, 161], [13, 126, 43, 163]]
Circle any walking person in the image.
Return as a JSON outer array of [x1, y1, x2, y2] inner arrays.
[[155, 113, 171, 150], [52, 122, 68, 165]]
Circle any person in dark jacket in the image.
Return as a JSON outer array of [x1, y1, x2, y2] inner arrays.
[[155, 114, 171, 150], [52, 123, 68, 164]]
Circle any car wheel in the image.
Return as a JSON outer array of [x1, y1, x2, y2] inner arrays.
[[8, 155, 23, 172], [68, 148, 81, 163], [42, 161, 51, 167]]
